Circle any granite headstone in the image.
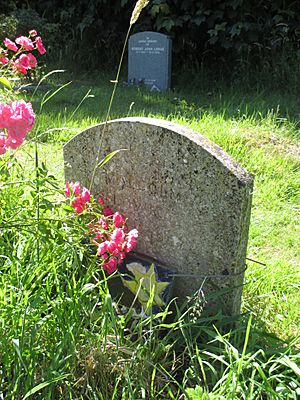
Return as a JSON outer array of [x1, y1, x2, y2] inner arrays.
[[128, 31, 172, 91], [63, 118, 254, 315]]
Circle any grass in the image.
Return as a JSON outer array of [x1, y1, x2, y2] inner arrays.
[[0, 70, 299, 398], [28, 71, 299, 338]]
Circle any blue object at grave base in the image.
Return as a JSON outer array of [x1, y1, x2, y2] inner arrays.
[[120, 252, 176, 313]]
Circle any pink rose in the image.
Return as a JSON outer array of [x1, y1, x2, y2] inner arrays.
[[35, 36, 46, 55], [15, 36, 34, 51], [27, 53, 37, 69], [5, 135, 24, 150], [113, 211, 125, 228], [3, 38, 18, 52], [0, 100, 35, 153], [0, 103, 12, 128], [9, 100, 35, 133], [18, 54, 30, 68], [0, 57, 9, 65], [13, 59, 27, 75], [29, 30, 37, 37]]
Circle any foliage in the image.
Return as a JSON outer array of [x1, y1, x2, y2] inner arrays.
[[0, 9, 60, 59], [2, 0, 300, 76], [0, 2, 299, 397]]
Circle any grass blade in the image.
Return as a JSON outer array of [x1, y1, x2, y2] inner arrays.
[[22, 375, 68, 399], [97, 149, 128, 170]]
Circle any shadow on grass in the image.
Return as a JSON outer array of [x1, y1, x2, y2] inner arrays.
[[24, 71, 300, 145]]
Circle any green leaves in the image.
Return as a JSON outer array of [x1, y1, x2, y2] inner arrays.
[[23, 375, 69, 399]]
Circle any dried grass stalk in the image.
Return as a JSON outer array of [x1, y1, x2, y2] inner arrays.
[[130, 0, 150, 25]]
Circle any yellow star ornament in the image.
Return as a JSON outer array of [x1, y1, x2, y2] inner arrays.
[[122, 262, 169, 314]]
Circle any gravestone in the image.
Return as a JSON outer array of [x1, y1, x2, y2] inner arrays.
[[128, 31, 172, 91], [63, 118, 254, 315]]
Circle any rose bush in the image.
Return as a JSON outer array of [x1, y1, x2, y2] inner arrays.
[[0, 31, 46, 153], [0, 30, 138, 278], [1, 30, 46, 75]]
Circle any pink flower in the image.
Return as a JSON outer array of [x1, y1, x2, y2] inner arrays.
[[0, 100, 35, 152], [5, 135, 24, 150], [103, 207, 114, 217], [81, 187, 91, 203], [0, 103, 12, 128], [112, 248, 120, 257], [35, 36, 46, 55], [102, 253, 109, 261], [65, 182, 90, 213], [4, 38, 18, 52], [18, 54, 30, 68], [14, 53, 36, 72], [15, 36, 34, 51], [107, 241, 117, 253], [0, 132, 7, 155], [97, 241, 109, 256], [103, 257, 118, 274], [124, 229, 138, 253], [113, 212, 125, 228], [27, 53, 37, 69], [128, 229, 138, 238], [9, 100, 35, 134], [94, 232, 103, 240], [98, 196, 105, 205], [110, 228, 125, 245], [124, 237, 137, 253], [29, 30, 37, 37], [70, 181, 81, 195], [99, 217, 108, 230], [0, 57, 9, 65], [13, 59, 27, 75], [72, 197, 85, 214], [64, 182, 71, 197]]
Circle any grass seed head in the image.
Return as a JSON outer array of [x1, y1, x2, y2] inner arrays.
[[130, 0, 150, 25]]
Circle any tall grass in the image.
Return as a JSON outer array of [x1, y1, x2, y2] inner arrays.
[[24, 74, 299, 337], [0, 71, 299, 398]]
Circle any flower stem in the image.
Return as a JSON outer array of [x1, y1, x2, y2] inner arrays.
[[35, 138, 40, 263]]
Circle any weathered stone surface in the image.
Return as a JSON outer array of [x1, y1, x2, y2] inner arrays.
[[128, 31, 172, 90], [63, 117, 254, 315]]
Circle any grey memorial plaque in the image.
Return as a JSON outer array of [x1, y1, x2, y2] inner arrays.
[[63, 118, 254, 315], [128, 31, 172, 91]]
